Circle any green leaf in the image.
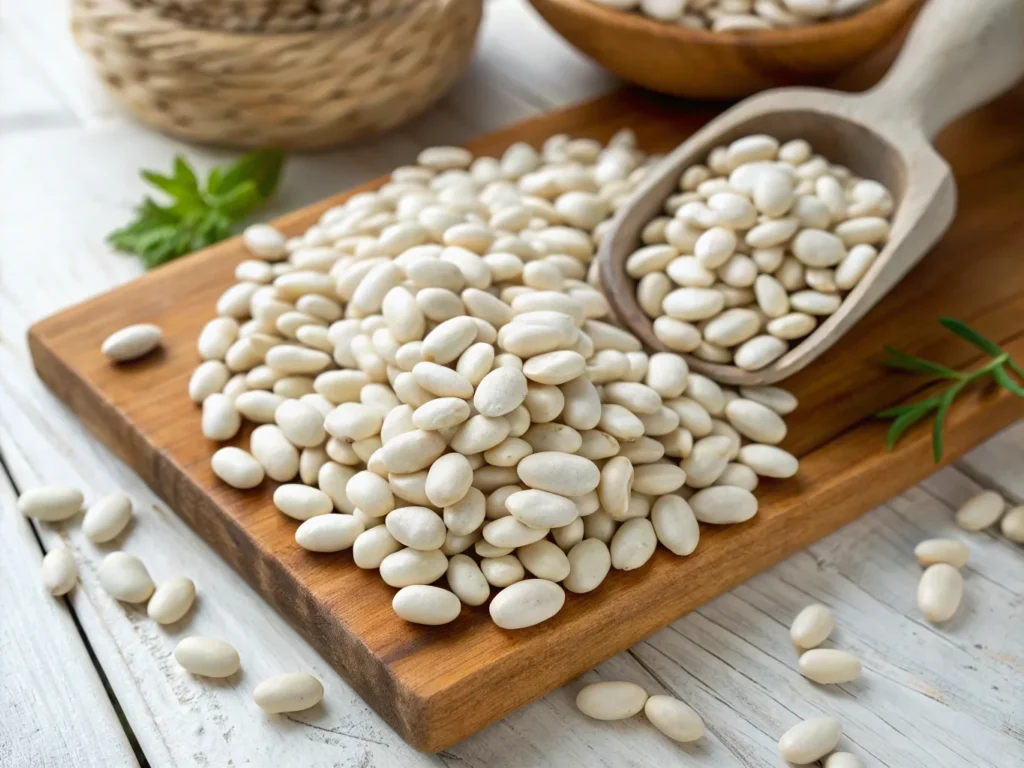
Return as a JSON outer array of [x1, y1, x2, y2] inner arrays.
[[177, 227, 197, 252], [939, 317, 1004, 358], [931, 384, 963, 462], [141, 168, 204, 212], [139, 169, 175, 191], [206, 167, 225, 195], [248, 149, 285, 200], [210, 180, 261, 219], [884, 401, 936, 451], [196, 210, 233, 249], [213, 149, 285, 202], [876, 396, 941, 419], [993, 366, 1024, 397], [107, 150, 285, 268], [881, 346, 961, 378], [173, 155, 198, 189], [140, 242, 181, 269], [1008, 357, 1024, 380], [876, 404, 915, 418], [879, 318, 1024, 462], [112, 199, 177, 233], [107, 199, 180, 253], [135, 224, 184, 269], [135, 225, 178, 248], [137, 197, 179, 221]]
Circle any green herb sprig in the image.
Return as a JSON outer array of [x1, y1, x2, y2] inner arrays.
[[107, 149, 285, 269], [877, 318, 1024, 462]]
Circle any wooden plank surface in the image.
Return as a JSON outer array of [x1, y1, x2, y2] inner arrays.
[[26, 84, 1024, 750], [2, 0, 1022, 764], [0, 470, 139, 768]]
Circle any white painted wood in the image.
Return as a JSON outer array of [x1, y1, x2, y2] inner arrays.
[[1, 0, 1022, 766], [0, 27, 75, 131], [0, 0, 121, 126], [0, 467, 139, 767], [956, 421, 1024, 502]]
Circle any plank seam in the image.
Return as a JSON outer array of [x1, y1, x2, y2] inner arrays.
[[0, 449, 152, 768], [632, 641, 780, 765], [952, 461, 1024, 505]]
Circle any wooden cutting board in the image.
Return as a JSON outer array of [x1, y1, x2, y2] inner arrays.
[[28, 87, 1024, 752]]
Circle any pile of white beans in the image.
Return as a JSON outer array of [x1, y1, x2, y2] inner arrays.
[[185, 132, 803, 630], [587, 0, 879, 32], [628, 133, 894, 371]]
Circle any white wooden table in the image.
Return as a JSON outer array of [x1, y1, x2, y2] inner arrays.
[[1, 2, 1022, 766]]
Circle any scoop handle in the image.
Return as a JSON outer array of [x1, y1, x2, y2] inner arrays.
[[863, 0, 1024, 138]]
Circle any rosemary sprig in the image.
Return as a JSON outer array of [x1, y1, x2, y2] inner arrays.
[[877, 317, 1024, 462]]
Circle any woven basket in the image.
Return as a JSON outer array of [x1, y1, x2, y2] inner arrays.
[[72, 0, 483, 149], [125, 0, 420, 33]]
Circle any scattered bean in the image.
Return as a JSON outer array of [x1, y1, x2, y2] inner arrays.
[[790, 604, 833, 649], [254, 673, 324, 713], [914, 538, 969, 568], [918, 563, 963, 622], [778, 716, 843, 765], [18, 486, 83, 522], [174, 636, 240, 677], [1002, 506, 1024, 543], [147, 577, 196, 624], [102, 323, 162, 362], [41, 546, 78, 596], [575, 681, 648, 720], [798, 648, 862, 684], [644, 695, 704, 742], [98, 551, 155, 603], [824, 752, 864, 768], [955, 490, 1004, 531]]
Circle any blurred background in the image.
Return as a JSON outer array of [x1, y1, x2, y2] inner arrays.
[[1, 0, 919, 275]]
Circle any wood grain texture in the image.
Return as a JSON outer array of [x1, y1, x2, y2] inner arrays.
[[527, 0, 922, 98], [0, 470, 139, 768], [25, 89, 1024, 751]]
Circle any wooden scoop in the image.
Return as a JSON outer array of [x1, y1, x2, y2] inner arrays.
[[600, 0, 1024, 386]]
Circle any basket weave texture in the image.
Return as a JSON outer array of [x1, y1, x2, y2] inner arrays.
[[124, 0, 420, 32], [72, 0, 484, 149]]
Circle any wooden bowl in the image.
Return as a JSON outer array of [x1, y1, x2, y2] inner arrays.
[[526, 0, 923, 99]]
